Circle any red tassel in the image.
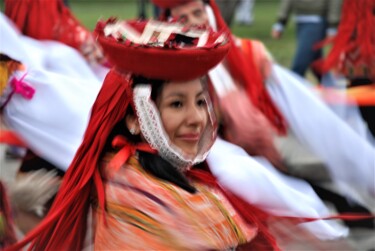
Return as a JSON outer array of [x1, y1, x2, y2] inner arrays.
[[5, 0, 92, 52], [317, 0, 375, 80]]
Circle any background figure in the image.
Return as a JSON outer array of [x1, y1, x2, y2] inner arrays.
[[138, 0, 161, 19], [317, 0, 375, 138], [271, 0, 343, 81], [235, 0, 255, 25], [153, 3, 161, 18], [215, 0, 241, 26], [138, 0, 147, 19]]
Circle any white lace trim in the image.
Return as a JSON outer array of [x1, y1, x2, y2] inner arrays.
[[133, 84, 216, 172]]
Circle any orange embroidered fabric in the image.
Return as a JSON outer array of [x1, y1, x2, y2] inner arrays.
[[94, 155, 257, 250]]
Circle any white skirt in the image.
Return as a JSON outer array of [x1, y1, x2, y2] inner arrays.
[[266, 64, 375, 208]]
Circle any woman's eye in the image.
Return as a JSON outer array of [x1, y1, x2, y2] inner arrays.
[[193, 10, 202, 18], [197, 98, 207, 107], [170, 101, 183, 108]]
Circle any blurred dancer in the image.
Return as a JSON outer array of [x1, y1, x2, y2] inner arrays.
[[317, 0, 375, 138], [235, 0, 255, 25], [271, 0, 342, 81], [4, 0, 104, 66]]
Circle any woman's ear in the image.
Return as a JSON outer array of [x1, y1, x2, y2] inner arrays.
[[125, 114, 141, 135]]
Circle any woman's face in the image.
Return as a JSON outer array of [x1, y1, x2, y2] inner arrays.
[[157, 78, 208, 158], [171, 0, 209, 27]]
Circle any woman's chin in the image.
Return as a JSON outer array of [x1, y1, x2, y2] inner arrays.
[[179, 148, 198, 160]]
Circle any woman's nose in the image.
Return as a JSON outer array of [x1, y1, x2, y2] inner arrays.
[[185, 104, 206, 126]]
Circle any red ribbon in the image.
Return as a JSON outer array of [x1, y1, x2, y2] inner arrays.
[[1, 73, 35, 110], [108, 135, 156, 172], [10, 73, 35, 100]]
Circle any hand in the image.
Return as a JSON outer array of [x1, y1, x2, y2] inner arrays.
[[271, 23, 284, 39], [271, 29, 282, 39]]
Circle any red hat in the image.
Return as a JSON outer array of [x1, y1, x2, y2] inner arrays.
[[151, 0, 194, 9], [95, 19, 230, 81]]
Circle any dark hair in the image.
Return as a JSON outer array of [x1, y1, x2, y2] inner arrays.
[[103, 75, 197, 193], [0, 54, 13, 62]]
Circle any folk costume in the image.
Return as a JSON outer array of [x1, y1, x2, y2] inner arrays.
[[7, 19, 284, 251], [1, 6, 371, 248]]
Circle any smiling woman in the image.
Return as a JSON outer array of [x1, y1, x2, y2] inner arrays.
[[7, 18, 282, 251], [153, 79, 209, 158]]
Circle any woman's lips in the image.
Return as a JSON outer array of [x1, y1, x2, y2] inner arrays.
[[177, 133, 200, 142]]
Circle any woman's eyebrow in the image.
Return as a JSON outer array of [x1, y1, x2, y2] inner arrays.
[[196, 90, 204, 97], [164, 92, 185, 98], [164, 89, 204, 99]]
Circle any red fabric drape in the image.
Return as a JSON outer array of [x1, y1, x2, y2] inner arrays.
[[4, 0, 91, 52], [316, 0, 375, 80], [208, 0, 287, 134]]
